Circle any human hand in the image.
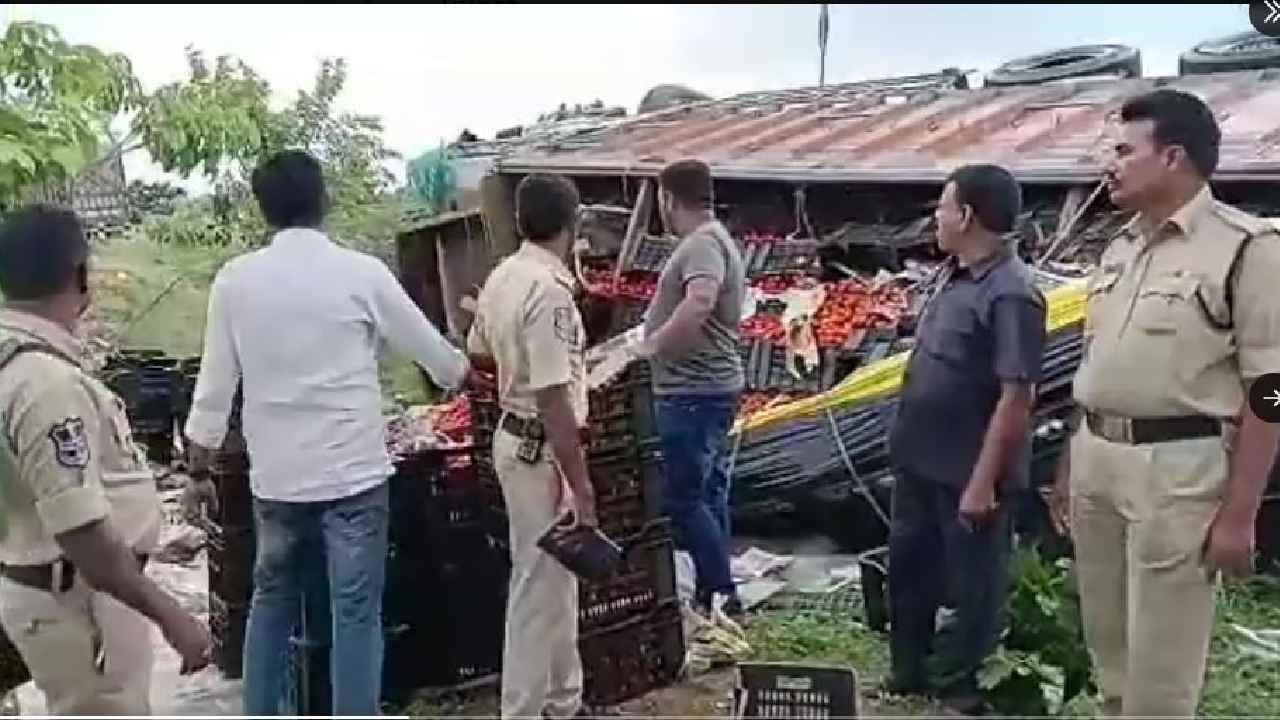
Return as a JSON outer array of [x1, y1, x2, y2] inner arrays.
[[958, 481, 999, 532], [1204, 510, 1255, 580], [161, 609, 213, 675], [180, 475, 219, 523], [1046, 473, 1070, 537]]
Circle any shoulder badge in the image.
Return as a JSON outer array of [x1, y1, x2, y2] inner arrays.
[[553, 306, 580, 345], [48, 418, 90, 468]]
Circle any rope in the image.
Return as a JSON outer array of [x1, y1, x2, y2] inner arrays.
[[823, 407, 890, 528]]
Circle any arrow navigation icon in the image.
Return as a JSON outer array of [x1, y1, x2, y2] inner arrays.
[[1268, 0, 1280, 24]]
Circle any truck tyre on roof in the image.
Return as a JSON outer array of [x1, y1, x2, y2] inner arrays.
[[1179, 31, 1280, 76], [984, 44, 1142, 87], [638, 84, 712, 115]]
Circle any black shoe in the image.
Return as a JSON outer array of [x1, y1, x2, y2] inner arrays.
[[720, 594, 745, 618], [880, 676, 931, 697]]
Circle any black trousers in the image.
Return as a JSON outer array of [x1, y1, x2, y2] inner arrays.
[[887, 467, 1013, 697]]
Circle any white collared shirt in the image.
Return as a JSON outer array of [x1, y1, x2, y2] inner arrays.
[[184, 227, 468, 502]]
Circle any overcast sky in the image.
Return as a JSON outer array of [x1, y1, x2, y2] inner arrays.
[[4, 3, 1256, 192]]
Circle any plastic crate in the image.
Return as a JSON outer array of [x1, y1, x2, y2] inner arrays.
[[745, 340, 823, 393], [208, 548, 254, 604], [588, 382, 656, 443], [580, 600, 684, 706], [742, 239, 821, 279], [623, 235, 676, 274], [732, 662, 860, 719], [608, 299, 649, 337], [588, 452, 664, 508], [209, 470, 253, 527], [580, 519, 676, 630], [209, 593, 248, 680], [389, 448, 481, 537]]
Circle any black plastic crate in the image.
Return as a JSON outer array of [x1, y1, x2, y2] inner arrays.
[[608, 299, 649, 337], [745, 340, 824, 393], [389, 448, 481, 538], [580, 600, 684, 706], [209, 594, 248, 680], [135, 429, 174, 466], [580, 519, 676, 630], [742, 239, 821, 279], [209, 548, 254, 604], [623, 235, 676, 274], [208, 470, 253, 527], [206, 522, 255, 562], [733, 662, 860, 719], [588, 452, 664, 509], [588, 382, 656, 443]]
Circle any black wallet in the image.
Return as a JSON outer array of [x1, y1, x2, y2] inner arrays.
[[537, 512, 623, 582]]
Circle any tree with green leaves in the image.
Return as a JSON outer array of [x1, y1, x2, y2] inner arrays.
[[0, 21, 273, 206]]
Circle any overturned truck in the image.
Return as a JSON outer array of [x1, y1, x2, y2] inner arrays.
[[396, 37, 1280, 569]]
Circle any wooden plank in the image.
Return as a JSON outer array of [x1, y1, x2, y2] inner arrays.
[[615, 180, 655, 283], [480, 174, 519, 261]]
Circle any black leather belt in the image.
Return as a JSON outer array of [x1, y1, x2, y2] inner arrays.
[[1, 553, 149, 594], [1085, 410, 1222, 445], [499, 413, 591, 446]]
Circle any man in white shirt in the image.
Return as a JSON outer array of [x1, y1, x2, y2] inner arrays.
[[184, 150, 482, 715]]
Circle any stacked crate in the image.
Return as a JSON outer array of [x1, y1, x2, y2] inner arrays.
[[381, 447, 508, 705], [472, 359, 686, 707], [205, 386, 255, 680], [102, 351, 180, 465]]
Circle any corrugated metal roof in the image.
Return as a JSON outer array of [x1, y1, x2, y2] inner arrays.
[[499, 69, 1280, 184]]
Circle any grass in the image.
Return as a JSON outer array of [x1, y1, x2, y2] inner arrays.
[[1201, 573, 1280, 717]]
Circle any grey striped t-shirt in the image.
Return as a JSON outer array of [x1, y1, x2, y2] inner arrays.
[[643, 220, 746, 396]]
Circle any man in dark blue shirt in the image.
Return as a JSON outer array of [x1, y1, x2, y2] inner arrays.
[[886, 164, 1046, 715]]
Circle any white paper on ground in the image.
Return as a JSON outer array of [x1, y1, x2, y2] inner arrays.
[[730, 547, 794, 582]]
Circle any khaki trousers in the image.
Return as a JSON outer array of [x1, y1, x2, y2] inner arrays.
[[0, 573, 154, 715], [1069, 426, 1225, 718], [494, 428, 583, 720]]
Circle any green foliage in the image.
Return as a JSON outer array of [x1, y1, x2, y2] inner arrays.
[[1201, 573, 1280, 717], [0, 22, 274, 204], [978, 546, 1095, 716], [133, 47, 273, 178], [0, 21, 139, 204]]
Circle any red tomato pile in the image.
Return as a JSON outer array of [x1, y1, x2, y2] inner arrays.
[[740, 314, 787, 343], [581, 268, 659, 301], [811, 281, 914, 348], [431, 395, 473, 443]]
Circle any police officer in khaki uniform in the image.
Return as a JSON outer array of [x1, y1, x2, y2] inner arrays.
[[1049, 90, 1280, 717], [0, 206, 212, 714], [467, 175, 598, 720]]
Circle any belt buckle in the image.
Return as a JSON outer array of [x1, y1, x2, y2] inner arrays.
[[1101, 415, 1133, 444]]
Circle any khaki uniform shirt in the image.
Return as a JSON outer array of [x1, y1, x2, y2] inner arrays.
[[1074, 187, 1280, 420], [466, 242, 588, 426], [0, 311, 160, 566]]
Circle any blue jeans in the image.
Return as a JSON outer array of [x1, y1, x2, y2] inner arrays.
[[242, 482, 389, 716], [655, 393, 738, 603]]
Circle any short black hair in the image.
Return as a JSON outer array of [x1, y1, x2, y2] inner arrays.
[[945, 164, 1022, 234], [516, 174, 579, 242], [1119, 89, 1220, 178], [659, 159, 712, 208], [251, 150, 327, 229], [0, 205, 89, 301]]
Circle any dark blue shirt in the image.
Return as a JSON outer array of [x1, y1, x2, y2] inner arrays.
[[888, 250, 1047, 490]]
